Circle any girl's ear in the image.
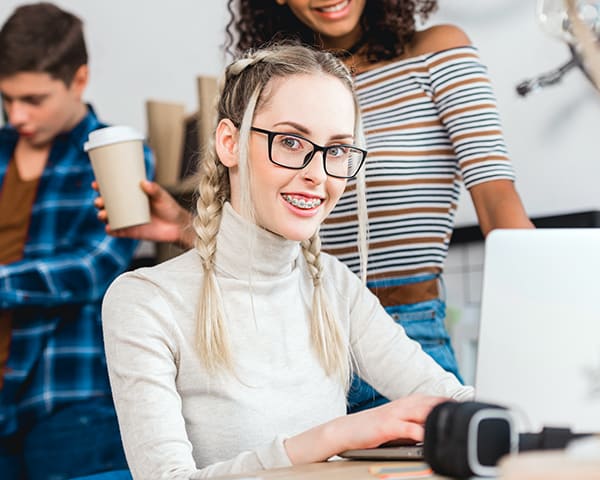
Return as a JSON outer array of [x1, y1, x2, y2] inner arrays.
[[215, 118, 239, 167]]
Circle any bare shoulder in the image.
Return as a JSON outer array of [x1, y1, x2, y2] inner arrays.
[[410, 24, 472, 57], [355, 24, 472, 73]]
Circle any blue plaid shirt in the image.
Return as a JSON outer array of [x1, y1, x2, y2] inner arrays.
[[0, 105, 154, 437]]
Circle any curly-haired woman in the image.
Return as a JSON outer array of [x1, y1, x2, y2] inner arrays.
[[223, 0, 533, 412], [97, 0, 532, 414]]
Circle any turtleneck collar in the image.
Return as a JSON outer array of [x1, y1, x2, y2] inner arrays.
[[214, 202, 302, 280]]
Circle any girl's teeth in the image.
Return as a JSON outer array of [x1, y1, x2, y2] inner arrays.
[[319, 0, 348, 13], [283, 195, 322, 209]]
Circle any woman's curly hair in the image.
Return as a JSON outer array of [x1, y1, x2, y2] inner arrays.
[[225, 0, 438, 63]]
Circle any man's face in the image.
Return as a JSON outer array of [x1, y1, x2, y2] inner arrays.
[[0, 68, 87, 148]]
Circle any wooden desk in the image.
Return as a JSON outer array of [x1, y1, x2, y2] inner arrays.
[[213, 459, 445, 479], [212, 448, 600, 479]]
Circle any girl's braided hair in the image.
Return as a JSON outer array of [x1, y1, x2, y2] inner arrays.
[[192, 43, 368, 390]]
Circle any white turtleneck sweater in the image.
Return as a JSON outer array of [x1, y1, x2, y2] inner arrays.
[[102, 203, 472, 480]]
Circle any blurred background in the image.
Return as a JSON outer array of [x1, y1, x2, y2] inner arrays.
[[2, 0, 598, 225], [2, 0, 599, 382]]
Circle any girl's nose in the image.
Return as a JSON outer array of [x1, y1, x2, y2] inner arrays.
[[301, 151, 328, 184]]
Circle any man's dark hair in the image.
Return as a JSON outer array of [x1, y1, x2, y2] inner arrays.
[[0, 2, 88, 85], [225, 0, 438, 63]]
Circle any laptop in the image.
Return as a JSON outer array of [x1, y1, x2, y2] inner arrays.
[[338, 439, 424, 460], [474, 228, 600, 434]]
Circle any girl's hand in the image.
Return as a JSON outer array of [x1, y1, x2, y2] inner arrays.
[[338, 394, 446, 449], [284, 394, 449, 465]]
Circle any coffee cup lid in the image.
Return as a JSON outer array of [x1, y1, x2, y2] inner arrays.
[[84, 125, 144, 151]]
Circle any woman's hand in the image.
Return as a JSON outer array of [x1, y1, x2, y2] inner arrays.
[[93, 180, 195, 248], [284, 394, 448, 465]]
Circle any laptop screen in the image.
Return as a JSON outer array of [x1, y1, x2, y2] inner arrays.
[[474, 229, 600, 433]]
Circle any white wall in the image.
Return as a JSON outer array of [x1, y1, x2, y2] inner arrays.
[[433, 0, 600, 225], [0, 1, 229, 133], [2, 0, 599, 225]]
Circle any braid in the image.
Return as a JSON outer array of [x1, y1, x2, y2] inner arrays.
[[226, 49, 272, 77], [191, 43, 364, 382], [301, 233, 351, 389], [193, 136, 232, 373], [193, 156, 226, 270]]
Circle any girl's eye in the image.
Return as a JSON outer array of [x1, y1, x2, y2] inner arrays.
[[328, 146, 347, 158], [280, 136, 302, 150]]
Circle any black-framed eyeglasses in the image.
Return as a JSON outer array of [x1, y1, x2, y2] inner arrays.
[[250, 127, 367, 179]]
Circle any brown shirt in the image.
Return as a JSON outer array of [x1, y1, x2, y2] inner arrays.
[[0, 158, 40, 388]]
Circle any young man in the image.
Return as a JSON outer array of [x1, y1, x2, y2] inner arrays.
[[0, 3, 154, 479]]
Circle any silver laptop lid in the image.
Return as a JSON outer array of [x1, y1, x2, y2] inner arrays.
[[475, 229, 600, 433]]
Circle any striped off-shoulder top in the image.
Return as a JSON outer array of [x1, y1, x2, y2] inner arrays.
[[321, 46, 516, 280]]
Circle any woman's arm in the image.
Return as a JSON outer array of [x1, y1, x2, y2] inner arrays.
[[414, 26, 534, 236], [102, 273, 199, 479], [470, 179, 534, 236], [334, 265, 473, 402]]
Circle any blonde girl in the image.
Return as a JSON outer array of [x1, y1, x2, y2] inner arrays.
[[102, 43, 472, 480]]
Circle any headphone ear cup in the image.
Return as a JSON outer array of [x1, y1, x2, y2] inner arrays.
[[422, 401, 444, 471], [424, 401, 466, 476], [424, 401, 510, 479]]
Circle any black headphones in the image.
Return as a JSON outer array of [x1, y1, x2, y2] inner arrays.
[[423, 401, 592, 478]]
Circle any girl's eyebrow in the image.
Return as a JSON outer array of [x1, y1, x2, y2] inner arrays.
[[271, 120, 354, 141]]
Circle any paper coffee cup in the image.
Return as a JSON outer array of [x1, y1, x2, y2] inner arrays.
[[84, 126, 150, 230]]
